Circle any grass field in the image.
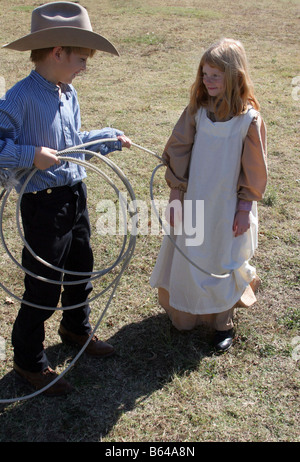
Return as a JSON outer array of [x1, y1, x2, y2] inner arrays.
[[0, 0, 299, 442]]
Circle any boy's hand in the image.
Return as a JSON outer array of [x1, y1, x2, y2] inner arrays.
[[117, 135, 131, 149], [34, 147, 60, 170], [233, 211, 250, 237]]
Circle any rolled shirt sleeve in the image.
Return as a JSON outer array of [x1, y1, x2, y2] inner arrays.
[[81, 127, 123, 159], [0, 99, 35, 169]]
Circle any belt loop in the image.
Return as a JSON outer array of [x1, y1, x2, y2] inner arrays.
[[70, 181, 82, 194]]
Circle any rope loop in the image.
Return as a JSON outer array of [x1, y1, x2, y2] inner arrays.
[[0, 138, 229, 403]]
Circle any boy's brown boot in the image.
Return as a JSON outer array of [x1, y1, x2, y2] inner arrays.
[[13, 362, 73, 397], [58, 323, 115, 357]]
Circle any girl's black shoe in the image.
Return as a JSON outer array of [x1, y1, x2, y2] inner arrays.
[[213, 328, 234, 353]]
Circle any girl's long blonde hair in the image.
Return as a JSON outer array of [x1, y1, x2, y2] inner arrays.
[[189, 38, 259, 119]]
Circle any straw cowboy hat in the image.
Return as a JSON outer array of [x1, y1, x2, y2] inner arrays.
[[2, 1, 119, 56]]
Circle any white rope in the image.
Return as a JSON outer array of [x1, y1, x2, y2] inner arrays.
[[150, 163, 231, 279], [0, 138, 230, 403], [0, 152, 133, 309], [0, 140, 137, 403]]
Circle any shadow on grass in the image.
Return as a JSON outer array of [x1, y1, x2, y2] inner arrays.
[[0, 313, 214, 442]]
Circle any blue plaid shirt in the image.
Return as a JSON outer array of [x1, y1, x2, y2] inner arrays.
[[0, 70, 123, 192]]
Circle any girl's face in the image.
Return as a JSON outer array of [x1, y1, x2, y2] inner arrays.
[[202, 63, 225, 98]]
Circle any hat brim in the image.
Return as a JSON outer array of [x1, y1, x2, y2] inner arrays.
[[2, 27, 119, 56]]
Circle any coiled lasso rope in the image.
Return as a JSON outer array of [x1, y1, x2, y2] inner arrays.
[[0, 138, 230, 403], [0, 139, 138, 403]]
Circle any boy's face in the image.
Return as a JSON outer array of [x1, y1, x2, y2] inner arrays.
[[58, 50, 89, 84]]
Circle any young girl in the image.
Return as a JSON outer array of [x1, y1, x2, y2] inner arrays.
[[150, 38, 267, 352]]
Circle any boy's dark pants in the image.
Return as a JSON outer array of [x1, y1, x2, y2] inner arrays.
[[12, 182, 94, 372]]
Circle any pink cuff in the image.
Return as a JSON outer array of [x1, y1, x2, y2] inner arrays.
[[237, 200, 252, 212]]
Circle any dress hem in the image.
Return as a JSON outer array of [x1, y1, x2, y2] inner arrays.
[[151, 273, 260, 316]]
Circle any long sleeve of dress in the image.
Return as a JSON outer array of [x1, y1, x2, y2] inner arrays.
[[237, 114, 267, 201], [162, 106, 196, 192], [162, 107, 267, 200]]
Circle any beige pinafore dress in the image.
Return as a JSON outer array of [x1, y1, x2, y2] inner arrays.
[[150, 107, 260, 330]]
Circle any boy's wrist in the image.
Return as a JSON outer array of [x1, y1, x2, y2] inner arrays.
[[19, 145, 36, 169]]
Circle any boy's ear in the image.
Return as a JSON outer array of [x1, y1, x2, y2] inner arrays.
[[52, 46, 64, 61]]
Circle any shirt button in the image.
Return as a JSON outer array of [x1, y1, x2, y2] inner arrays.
[[46, 189, 52, 194]]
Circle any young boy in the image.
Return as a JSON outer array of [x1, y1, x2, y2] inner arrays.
[[0, 2, 131, 396]]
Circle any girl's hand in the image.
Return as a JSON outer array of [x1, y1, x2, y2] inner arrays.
[[118, 135, 132, 149], [233, 210, 250, 237], [34, 147, 60, 170]]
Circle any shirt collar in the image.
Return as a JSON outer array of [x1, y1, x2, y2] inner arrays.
[[29, 70, 73, 97]]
